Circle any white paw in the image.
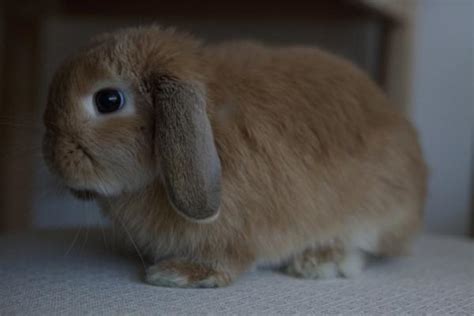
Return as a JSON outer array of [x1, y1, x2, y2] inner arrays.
[[285, 249, 365, 279], [337, 250, 365, 278], [146, 265, 190, 287], [315, 262, 339, 279], [145, 264, 226, 288]]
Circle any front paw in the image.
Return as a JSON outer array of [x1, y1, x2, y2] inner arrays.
[[145, 259, 234, 288]]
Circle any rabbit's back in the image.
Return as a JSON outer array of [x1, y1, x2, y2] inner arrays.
[[205, 42, 404, 157], [202, 42, 426, 262]]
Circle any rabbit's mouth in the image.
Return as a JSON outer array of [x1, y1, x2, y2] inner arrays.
[[69, 188, 97, 201]]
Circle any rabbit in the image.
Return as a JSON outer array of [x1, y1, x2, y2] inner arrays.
[[42, 25, 427, 288]]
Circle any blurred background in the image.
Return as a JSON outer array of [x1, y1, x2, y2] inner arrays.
[[0, 0, 472, 236]]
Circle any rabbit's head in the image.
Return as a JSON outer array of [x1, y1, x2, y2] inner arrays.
[[43, 26, 221, 221]]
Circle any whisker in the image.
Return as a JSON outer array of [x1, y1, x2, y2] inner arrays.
[[98, 218, 110, 251], [92, 202, 110, 251], [0, 120, 42, 130], [0, 112, 39, 117], [0, 117, 39, 124], [64, 226, 83, 257], [0, 150, 43, 161], [80, 219, 90, 256], [0, 115, 61, 130], [117, 215, 146, 270], [1, 142, 42, 148]]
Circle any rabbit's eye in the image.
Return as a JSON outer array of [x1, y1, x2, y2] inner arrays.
[[94, 88, 125, 114]]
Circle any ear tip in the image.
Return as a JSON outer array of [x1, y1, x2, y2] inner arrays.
[[169, 192, 221, 222], [174, 204, 221, 223]]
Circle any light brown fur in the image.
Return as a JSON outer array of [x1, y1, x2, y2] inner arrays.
[[43, 26, 427, 288]]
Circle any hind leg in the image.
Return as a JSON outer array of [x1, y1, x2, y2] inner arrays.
[[373, 219, 420, 257], [284, 240, 365, 279]]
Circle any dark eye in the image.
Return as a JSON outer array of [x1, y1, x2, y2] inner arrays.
[[94, 88, 125, 114]]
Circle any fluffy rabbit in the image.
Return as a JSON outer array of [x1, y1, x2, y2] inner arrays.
[[43, 26, 427, 288]]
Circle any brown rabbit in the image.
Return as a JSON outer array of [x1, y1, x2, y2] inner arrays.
[[43, 26, 427, 288]]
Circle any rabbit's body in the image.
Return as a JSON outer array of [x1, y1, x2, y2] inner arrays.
[[44, 27, 426, 288]]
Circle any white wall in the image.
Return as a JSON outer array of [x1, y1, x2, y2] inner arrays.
[[411, 0, 473, 235]]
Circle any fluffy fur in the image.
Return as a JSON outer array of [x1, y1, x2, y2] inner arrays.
[[43, 26, 427, 288]]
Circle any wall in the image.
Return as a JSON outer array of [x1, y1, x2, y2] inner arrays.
[[410, 0, 473, 235]]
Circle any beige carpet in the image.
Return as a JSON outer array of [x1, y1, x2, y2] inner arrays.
[[1, 230, 473, 315]]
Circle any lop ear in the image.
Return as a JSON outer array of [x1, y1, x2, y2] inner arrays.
[[150, 77, 221, 222]]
